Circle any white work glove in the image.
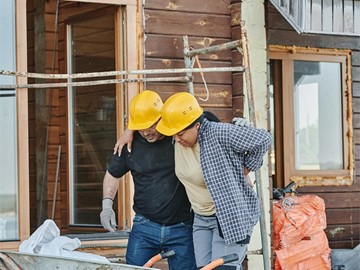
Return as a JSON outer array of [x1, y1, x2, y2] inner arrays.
[[100, 198, 117, 232], [245, 174, 254, 188], [232, 117, 252, 127]]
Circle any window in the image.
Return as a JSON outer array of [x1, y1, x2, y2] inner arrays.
[[269, 48, 352, 187], [0, 0, 29, 248], [0, 0, 18, 242]]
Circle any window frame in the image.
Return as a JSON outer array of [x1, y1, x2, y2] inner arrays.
[[269, 46, 353, 186], [0, 0, 30, 250]]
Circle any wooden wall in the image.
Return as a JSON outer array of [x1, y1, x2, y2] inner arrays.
[[267, 2, 360, 249], [143, 0, 241, 122], [230, 0, 242, 117]]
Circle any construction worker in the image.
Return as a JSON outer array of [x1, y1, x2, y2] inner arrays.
[[156, 92, 272, 269], [100, 90, 196, 270]]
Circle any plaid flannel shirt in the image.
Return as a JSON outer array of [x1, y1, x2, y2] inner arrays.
[[198, 119, 271, 244]]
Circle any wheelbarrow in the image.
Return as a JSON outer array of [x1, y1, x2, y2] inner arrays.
[[0, 250, 157, 270], [0, 249, 239, 270]]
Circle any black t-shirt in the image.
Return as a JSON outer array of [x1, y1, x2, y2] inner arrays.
[[107, 132, 192, 225]]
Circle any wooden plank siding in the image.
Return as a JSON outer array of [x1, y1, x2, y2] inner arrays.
[[143, 0, 241, 123], [230, 0, 243, 118], [267, 2, 360, 249]]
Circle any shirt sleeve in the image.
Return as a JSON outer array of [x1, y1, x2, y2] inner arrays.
[[107, 145, 129, 178], [227, 124, 271, 172]]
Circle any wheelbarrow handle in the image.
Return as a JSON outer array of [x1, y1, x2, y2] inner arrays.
[[200, 253, 239, 270], [143, 250, 175, 268]]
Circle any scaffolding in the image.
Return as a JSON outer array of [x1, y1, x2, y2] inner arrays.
[[0, 62, 243, 90]]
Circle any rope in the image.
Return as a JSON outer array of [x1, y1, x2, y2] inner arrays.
[[194, 55, 209, 101]]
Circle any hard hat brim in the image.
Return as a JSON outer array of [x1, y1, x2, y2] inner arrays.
[[128, 115, 161, 130], [156, 120, 179, 136]]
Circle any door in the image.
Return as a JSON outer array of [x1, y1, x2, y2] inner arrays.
[[67, 7, 120, 226]]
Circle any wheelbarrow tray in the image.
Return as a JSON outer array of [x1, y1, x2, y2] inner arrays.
[[0, 250, 158, 270]]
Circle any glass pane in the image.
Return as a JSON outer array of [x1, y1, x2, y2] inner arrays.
[[69, 15, 117, 225], [0, 0, 19, 241], [293, 61, 343, 170]]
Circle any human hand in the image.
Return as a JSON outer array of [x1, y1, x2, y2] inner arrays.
[[114, 129, 134, 156], [100, 198, 117, 232], [232, 117, 252, 127]]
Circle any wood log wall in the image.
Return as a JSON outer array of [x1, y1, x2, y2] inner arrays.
[[267, 1, 360, 249], [143, 0, 240, 122]]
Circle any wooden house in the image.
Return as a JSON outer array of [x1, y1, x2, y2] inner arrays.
[[0, 0, 358, 268]]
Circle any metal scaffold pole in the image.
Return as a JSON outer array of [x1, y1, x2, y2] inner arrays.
[[183, 35, 195, 95]]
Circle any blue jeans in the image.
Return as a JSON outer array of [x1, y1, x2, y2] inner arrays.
[[126, 214, 197, 270]]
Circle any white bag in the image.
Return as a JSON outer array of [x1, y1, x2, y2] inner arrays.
[[19, 219, 109, 263], [19, 219, 59, 254]]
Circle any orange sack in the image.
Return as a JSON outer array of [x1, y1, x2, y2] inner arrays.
[[273, 195, 327, 249], [275, 231, 331, 269], [273, 195, 331, 270]]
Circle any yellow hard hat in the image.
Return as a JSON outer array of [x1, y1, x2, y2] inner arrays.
[[156, 92, 203, 136], [128, 90, 163, 130]]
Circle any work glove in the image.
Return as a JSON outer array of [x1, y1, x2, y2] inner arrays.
[[245, 174, 254, 188], [232, 117, 252, 127], [100, 198, 117, 232]]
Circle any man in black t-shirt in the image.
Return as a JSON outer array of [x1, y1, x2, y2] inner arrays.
[[100, 90, 196, 270]]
